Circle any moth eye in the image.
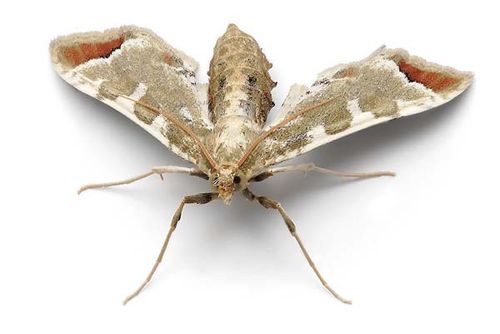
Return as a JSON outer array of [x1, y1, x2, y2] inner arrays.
[[233, 176, 241, 184]]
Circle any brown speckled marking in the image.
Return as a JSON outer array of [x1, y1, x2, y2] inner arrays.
[[355, 62, 426, 118], [50, 26, 214, 172], [206, 25, 276, 167], [98, 79, 138, 101], [239, 93, 353, 173], [359, 95, 398, 118], [50, 25, 473, 305], [134, 103, 159, 124], [239, 48, 471, 176], [50, 26, 473, 179], [50, 27, 473, 188]]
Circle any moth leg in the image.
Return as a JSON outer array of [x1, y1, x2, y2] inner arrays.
[[242, 188, 352, 304], [123, 192, 218, 305], [78, 166, 207, 194], [251, 163, 395, 182]]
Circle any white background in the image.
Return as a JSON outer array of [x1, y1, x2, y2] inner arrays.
[[1, 1, 498, 333]]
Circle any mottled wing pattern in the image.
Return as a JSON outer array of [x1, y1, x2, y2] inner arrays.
[[50, 26, 214, 172], [240, 47, 473, 176]]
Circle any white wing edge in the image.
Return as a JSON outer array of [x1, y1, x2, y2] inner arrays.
[[54, 63, 196, 163], [261, 80, 472, 170]]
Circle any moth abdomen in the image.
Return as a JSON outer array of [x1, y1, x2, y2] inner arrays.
[[208, 24, 276, 126]]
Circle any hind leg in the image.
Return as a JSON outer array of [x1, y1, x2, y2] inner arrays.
[[242, 188, 351, 304], [123, 192, 218, 305]]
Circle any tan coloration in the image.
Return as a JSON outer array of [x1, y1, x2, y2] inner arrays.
[[238, 47, 473, 177], [134, 103, 159, 125], [50, 26, 214, 173], [51, 25, 473, 305], [208, 24, 276, 125], [120, 95, 218, 170], [359, 94, 399, 118], [205, 24, 277, 200], [210, 164, 237, 204], [50, 26, 473, 182], [354, 57, 428, 117], [237, 93, 352, 171], [98, 79, 138, 101], [208, 163, 249, 204]]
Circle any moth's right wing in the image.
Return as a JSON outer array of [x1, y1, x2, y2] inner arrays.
[[239, 47, 473, 176], [50, 26, 215, 172]]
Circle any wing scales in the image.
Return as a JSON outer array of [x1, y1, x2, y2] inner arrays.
[[50, 26, 214, 172], [239, 47, 472, 176]]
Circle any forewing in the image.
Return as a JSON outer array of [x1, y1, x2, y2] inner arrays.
[[240, 47, 472, 176], [50, 26, 214, 172]]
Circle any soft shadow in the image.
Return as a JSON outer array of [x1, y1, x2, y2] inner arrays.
[[252, 88, 473, 203], [53, 76, 187, 166], [57, 71, 473, 239]]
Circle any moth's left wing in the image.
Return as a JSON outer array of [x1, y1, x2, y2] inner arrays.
[[239, 47, 472, 176], [50, 26, 215, 172]]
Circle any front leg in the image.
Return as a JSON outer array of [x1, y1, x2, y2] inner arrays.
[[242, 188, 351, 304], [78, 166, 207, 194]]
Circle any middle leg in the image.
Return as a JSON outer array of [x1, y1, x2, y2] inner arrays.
[[250, 162, 395, 183]]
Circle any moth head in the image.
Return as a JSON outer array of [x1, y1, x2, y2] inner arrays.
[[210, 164, 246, 205]]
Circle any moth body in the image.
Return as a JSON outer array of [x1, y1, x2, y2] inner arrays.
[[207, 24, 276, 202], [208, 24, 275, 125], [49, 23, 473, 305]]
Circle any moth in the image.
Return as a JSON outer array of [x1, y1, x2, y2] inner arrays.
[[50, 24, 472, 305]]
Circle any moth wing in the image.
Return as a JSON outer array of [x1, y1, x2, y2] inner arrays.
[[50, 26, 214, 172], [240, 47, 473, 175]]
